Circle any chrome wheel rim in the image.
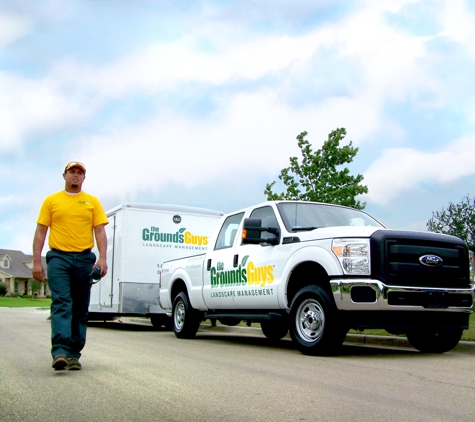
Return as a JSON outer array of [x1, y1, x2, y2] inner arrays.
[[175, 300, 185, 331], [295, 298, 325, 343]]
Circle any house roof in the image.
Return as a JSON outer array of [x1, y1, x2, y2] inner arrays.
[[0, 248, 47, 279]]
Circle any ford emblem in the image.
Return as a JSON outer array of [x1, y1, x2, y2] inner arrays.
[[419, 255, 443, 267]]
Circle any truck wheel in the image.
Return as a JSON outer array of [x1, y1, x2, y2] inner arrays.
[[173, 292, 200, 339], [151, 314, 173, 330], [289, 285, 344, 356], [150, 314, 167, 330], [162, 316, 173, 330], [406, 329, 463, 353], [261, 321, 288, 341]]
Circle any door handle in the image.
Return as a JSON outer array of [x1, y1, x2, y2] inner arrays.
[[233, 254, 239, 268]]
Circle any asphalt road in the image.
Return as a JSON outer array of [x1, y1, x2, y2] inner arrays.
[[1, 307, 474, 422]]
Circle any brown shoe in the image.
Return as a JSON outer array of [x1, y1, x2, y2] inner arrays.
[[66, 357, 82, 371], [52, 354, 68, 371]]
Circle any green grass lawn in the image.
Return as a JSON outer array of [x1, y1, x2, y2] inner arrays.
[[0, 297, 51, 308]]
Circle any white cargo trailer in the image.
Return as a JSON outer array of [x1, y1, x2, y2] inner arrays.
[[89, 202, 223, 328]]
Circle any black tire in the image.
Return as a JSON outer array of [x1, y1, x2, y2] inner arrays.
[[406, 329, 463, 353], [150, 314, 168, 330], [261, 320, 289, 341], [162, 316, 173, 330], [289, 285, 344, 356], [151, 314, 174, 330], [173, 292, 200, 339]]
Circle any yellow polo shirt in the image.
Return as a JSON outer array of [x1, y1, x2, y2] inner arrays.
[[37, 190, 108, 252]]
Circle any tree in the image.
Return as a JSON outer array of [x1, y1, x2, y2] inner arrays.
[[427, 195, 475, 252], [30, 279, 41, 298], [264, 128, 368, 209]]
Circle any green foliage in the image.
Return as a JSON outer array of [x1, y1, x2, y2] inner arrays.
[[30, 279, 41, 296], [0, 284, 7, 297], [265, 129, 368, 209], [427, 195, 475, 251]]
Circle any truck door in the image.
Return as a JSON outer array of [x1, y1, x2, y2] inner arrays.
[[202, 212, 244, 309], [232, 205, 282, 309]]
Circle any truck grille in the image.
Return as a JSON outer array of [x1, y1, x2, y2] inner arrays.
[[370, 230, 470, 288]]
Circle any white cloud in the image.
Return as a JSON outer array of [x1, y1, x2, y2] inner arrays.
[[336, 4, 444, 109], [364, 136, 475, 205], [66, 82, 403, 206], [439, 0, 475, 44], [63, 30, 330, 99], [0, 12, 32, 49], [0, 72, 99, 151], [2, 0, 469, 154], [67, 89, 310, 198], [4, 6, 449, 198], [0, 23, 333, 150], [71, 5, 430, 107], [2, 0, 475, 253], [0, 193, 29, 206]]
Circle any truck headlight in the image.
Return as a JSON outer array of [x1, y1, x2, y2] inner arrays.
[[332, 239, 370, 275]]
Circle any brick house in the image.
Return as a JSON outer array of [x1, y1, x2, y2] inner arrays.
[[0, 248, 50, 297]]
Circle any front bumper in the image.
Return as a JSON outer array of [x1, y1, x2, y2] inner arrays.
[[331, 279, 475, 312]]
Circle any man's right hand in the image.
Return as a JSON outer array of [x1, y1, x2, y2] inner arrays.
[[32, 262, 45, 282], [32, 223, 48, 282]]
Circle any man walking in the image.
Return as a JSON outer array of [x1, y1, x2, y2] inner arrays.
[[32, 161, 108, 371]]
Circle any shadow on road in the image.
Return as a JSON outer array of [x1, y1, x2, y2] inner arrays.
[[192, 332, 421, 357], [86, 320, 423, 357], [87, 320, 158, 331]]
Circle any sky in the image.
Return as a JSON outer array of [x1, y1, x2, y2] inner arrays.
[[1, 0, 475, 254]]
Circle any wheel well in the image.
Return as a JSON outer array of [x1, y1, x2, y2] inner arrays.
[[170, 279, 187, 304], [286, 261, 331, 307]]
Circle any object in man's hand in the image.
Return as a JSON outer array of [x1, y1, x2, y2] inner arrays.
[[90, 266, 101, 281]]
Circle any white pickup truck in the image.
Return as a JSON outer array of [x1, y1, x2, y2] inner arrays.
[[159, 201, 475, 355]]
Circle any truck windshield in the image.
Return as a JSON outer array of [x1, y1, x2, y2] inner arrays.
[[276, 202, 384, 232]]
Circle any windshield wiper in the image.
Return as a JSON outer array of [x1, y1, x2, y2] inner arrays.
[[291, 226, 319, 232]]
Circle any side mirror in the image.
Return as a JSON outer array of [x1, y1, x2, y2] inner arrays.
[[242, 218, 280, 245]]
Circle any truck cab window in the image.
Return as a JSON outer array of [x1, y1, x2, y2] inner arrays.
[[214, 212, 244, 250], [249, 206, 279, 241]]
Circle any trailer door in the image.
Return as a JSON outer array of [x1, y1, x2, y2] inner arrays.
[[90, 213, 117, 310]]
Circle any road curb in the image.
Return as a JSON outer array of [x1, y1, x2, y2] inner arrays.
[[198, 323, 475, 353], [344, 334, 475, 353], [121, 317, 475, 353]]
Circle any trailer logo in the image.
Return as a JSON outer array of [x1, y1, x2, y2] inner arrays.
[[173, 215, 181, 224], [210, 255, 274, 288], [142, 227, 209, 246]]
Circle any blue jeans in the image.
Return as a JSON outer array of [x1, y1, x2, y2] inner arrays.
[[46, 249, 95, 359]]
